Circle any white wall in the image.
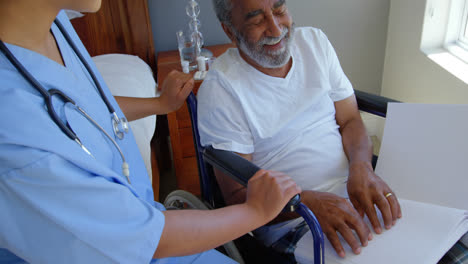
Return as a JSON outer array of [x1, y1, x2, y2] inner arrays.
[[147, 0, 230, 55], [288, 0, 390, 95], [381, 0, 468, 103], [148, 0, 390, 95]]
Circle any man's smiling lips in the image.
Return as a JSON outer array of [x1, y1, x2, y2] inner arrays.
[[263, 37, 285, 51]]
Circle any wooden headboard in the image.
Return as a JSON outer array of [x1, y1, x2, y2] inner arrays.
[[70, 0, 156, 72]]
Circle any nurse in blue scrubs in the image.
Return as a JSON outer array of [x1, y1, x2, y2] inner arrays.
[[0, 0, 301, 263]]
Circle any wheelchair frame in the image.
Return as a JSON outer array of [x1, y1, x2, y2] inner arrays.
[[183, 89, 397, 264]]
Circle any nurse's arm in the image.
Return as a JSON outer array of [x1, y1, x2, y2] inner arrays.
[[153, 169, 301, 258], [114, 70, 194, 121]]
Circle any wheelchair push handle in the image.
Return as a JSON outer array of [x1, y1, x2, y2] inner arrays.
[[203, 146, 301, 212]]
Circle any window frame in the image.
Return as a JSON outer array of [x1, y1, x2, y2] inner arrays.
[[444, 0, 468, 64], [457, 0, 468, 48], [420, 0, 468, 84]]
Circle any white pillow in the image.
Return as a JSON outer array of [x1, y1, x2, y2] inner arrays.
[[92, 54, 158, 181]]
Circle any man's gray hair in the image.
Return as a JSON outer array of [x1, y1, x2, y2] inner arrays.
[[212, 0, 233, 25]]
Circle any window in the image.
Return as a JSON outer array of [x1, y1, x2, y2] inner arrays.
[[447, 0, 468, 64], [464, 20, 468, 40], [458, 2, 468, 48], [421, 0, 468, 84]]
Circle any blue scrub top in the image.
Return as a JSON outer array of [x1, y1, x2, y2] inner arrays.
[[0, 11, 235, 264]]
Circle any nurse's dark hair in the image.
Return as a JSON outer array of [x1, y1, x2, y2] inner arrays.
[[212, 0, 233, 25]]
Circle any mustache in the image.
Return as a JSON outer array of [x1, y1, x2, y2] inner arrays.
[[258, 27, 289, 46]]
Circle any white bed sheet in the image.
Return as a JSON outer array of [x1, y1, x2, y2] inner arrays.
[[92, 54, 158, 182]]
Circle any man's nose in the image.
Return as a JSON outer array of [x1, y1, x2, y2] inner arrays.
[[265, 15, 283, 37]]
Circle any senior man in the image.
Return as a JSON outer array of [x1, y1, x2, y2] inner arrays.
[[198, 1, 468, 263], [197, 0, 402, 259]]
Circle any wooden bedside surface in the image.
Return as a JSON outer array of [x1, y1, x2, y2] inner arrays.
[[157, 43, 234, 196]]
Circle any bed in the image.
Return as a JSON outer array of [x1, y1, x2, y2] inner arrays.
[[69, 0, 162, 201]]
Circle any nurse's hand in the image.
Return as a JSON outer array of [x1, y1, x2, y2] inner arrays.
[[245, 170, 301, 223], [156, 170, 300, 258], [158, 70, 194, 113]]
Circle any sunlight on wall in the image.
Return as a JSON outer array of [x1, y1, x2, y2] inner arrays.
[[428, 51, 468, 85]]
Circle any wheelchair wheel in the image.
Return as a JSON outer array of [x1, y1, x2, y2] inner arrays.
[[163, 190, 245, 264], [164, 190, 210, 210]]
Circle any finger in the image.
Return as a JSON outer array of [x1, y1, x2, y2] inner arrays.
[[264, 171, 295, 186], [346, 213, 371, 246], [268, 172, 293, 185], [374, 194, 393, 230], [264, 170, 286, 178], [387, 195, 398, 225], [274, 174, 302, 196], [396, 197, 402, 218], [337, 223, 362, 255], [276, 176, 294, 188], [363, 202, 383, 234], [166, 70, 183, 84], [169, 71, 191, 86], [263, 172, 299, 194], [168, 69, 190, 80], [387, 191, 402, 223], [178, 78, 194, 98], [179, 73, 193, 85], [326, 230, 346, 258], [161, 71, 184, 93], [349, 198, 365, 218], [281, 179, 302, 198]]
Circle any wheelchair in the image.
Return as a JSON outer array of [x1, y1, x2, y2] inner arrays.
[[164, 89, 398, 264]]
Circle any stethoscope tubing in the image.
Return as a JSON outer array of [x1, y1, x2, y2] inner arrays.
[[0, 18, 131, 183], [0, 40, 79, 140], [54, 20, 116, 115], [55, 20, 129, 142]]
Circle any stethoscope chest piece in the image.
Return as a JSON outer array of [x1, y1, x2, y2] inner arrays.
[[112, 114, 129, 140]]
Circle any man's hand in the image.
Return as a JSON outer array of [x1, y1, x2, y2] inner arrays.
[[245, 170, 301, 223], [302, 190, 371, 258], [347, 161, 402, 234], [334, 95, 402, 253], [158, 70, 194, 113]]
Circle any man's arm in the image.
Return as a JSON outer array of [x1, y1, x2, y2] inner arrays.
[[334, 94, 402, 233], [154, 169, 301, 258], [217, 151, 371, 257], [114, 70, 194, 121], [214, 153, 252, 206], [214, 153, 300, 225]]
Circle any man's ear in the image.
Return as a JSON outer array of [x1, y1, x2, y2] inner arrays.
[[221, 23, 237, 44]]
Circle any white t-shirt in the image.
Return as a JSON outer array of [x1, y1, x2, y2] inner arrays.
[[197, 27, 354, 194]]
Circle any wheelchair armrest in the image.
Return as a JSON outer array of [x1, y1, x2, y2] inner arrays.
[[204, 146, 324, 263], [355, 89, 400, 117], [203, 146, 260, 186], [203, 146, 301, 212]]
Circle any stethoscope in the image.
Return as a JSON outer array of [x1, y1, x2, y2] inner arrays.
[[0, 19, 132, 184]]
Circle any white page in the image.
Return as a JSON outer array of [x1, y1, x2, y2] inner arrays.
[[296, 103, 468, 264], [295, 199, 468, 264], [376, 103, 468, 211]]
